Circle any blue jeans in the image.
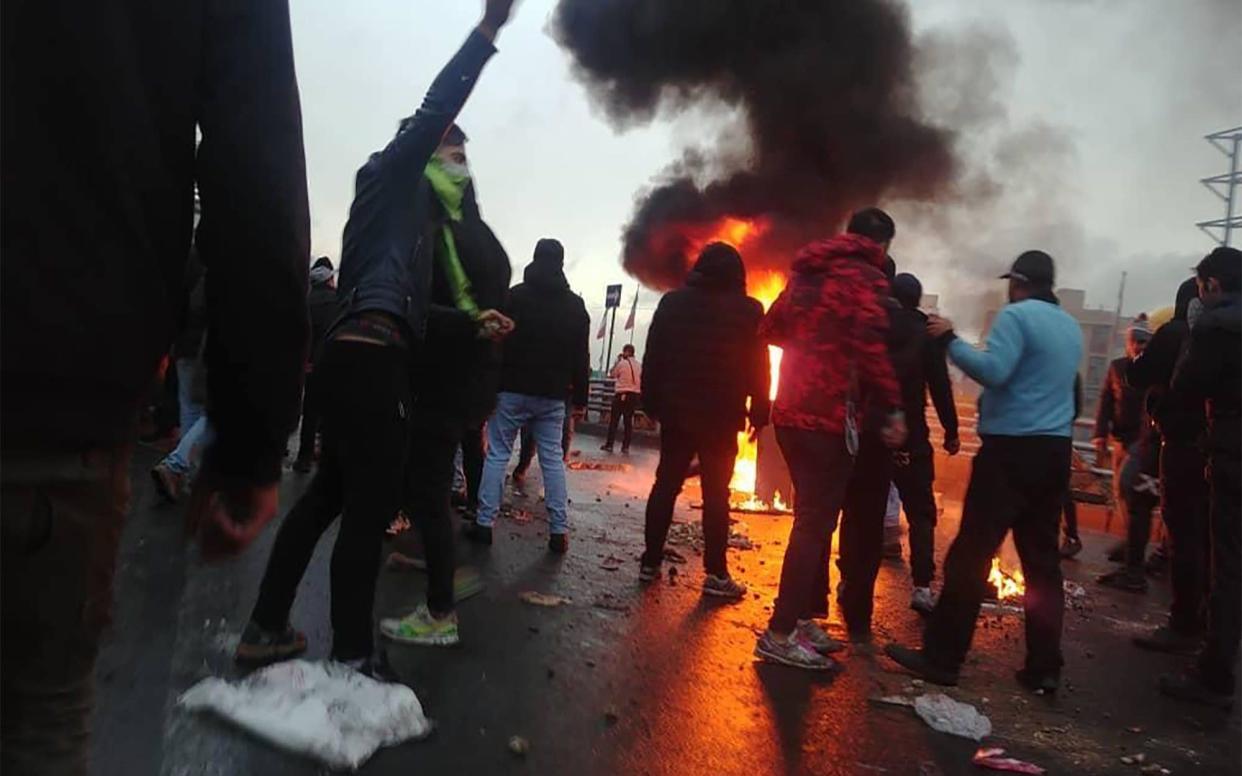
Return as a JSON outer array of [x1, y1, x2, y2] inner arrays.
[[477, 392, 568, 534], [163, 415, 212, 475], [175, 357, 205, 435]]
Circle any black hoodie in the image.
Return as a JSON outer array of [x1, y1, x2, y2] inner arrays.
[[1173, 292, 1241, 457], [642, 247, 770, 433], [499, 259, 590, 406], [1128, 278, 1204, 443]]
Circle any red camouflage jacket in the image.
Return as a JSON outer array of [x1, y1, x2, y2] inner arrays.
[[760, 233, 901, 434]]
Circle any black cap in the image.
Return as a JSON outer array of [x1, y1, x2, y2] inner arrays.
[[1000, 250, 1055, 286]]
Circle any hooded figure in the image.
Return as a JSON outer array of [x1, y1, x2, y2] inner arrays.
[[639, 241, 771, 596]]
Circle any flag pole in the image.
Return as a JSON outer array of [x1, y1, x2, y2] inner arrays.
[[627, 289, 639, 344]]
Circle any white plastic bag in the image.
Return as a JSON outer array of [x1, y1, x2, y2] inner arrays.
[[913, 693, 992, 741], [178, 659, 432, 770]]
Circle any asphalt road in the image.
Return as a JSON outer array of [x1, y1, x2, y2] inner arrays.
[[91, 437, 1240, 775]]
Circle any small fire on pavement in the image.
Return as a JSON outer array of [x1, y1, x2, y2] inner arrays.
[[988, 557, 1026, 602]]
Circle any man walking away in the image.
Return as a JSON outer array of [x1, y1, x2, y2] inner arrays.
[[293, 257, 340, 473], [1160, 247, 1242, 709], [602, 344, 642, 453], [379, 122, 513, 647], [1, 0, 310, 770], [1130, 278, 1209, 653], [638, 243, 770, 600], [238, 1, 518, 677], [468, 239, 591, 553], [886, 250, 1083, 694], [754, 208, 907, 671], [887, 272, 960, 613]]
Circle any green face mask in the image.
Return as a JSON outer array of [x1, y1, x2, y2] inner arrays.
[[424, 157, 479, 318], [425, 156, 470, 222]]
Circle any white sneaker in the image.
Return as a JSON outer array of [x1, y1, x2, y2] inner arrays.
[[910, 586, 936, 614], [796, 620, 845, 654]]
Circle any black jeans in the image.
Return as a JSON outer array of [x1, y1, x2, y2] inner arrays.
[[1199, 453, 1241, 692], [1, 447, 131, 776], [770, 427, 854, 634], [250, 340, 410, 661], [641, 423, 737, 577], [294, 370, 321, 463], [830, 433, 894, 633], [407, 410, 464, 615], [894, 445, 938, 587], [1062, 491, 1079, 541], [605, 392, 639, 450], [1161, 438, 1210, 635], [923, 435, 1071, 675], [1121, 439, 1162, 570], [460, 423, 484, 509]]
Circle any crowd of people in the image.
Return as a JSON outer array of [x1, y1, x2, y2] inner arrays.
[[2, 0, 1239, 772]]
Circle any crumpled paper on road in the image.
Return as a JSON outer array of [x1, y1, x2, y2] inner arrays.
[[913, 693, 992, 741], [178, 659, 432, 771]]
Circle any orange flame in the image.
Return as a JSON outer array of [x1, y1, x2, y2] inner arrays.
[[988, 557, 1026, 601], [728, 269, 786, 499]]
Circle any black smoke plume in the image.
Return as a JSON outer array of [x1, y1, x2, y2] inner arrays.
[[552, 0, 960, 289]]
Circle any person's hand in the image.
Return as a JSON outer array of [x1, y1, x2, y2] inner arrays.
[[186, 478, 280, 562], [927, 315, 955, 339], [476, 309, 515, 341], [572, 405, 587, 420], [479, 0, 519, 41], [881, 412, 908, 449], [747, 422, 766, 443], [944, 436, 961, 456]]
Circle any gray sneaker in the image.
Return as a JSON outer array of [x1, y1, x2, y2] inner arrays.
[[703, 574, 747, 600], [910, 586, 936, 614], [796, 620, 845, 654], [755, 631, 838, 671]]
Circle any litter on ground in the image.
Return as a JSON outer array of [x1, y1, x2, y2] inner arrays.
[[519, 591, 572, 607], [912, 693, 992, 741], [178, 659, 431, 771], [971, 747, 1046, 774]]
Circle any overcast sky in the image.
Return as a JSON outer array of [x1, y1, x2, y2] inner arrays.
[[290, 0, 1240, 358]]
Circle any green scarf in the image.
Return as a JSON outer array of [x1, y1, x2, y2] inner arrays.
[[424, 158, 480, 318]]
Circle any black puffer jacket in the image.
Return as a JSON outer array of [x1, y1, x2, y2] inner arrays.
[[642, 248, 770, 433], [1128, 278, 1204, 443], [414, 181, 511, 426], [499, 260, 590, 406], [886, 302, 959, 453], [1173, 292, 1241, 458], [1094, 357, 1144, 445]]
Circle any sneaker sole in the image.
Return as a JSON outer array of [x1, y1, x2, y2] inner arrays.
[[703, 586, 747, 600], [753, 643, 835, 671], [379, 624, 460, 647], [234, 641, 308, 666]]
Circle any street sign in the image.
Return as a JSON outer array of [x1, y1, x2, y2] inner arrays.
[[605, 284, 623, 309]]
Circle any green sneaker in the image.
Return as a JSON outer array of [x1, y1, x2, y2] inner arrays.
[[380, 604, 460, 647]]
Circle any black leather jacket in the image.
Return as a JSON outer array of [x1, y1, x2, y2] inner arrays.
[[335, 31, 496, 343]]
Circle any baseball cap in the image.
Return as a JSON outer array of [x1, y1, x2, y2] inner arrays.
[[1000, 250, 1055, 285]]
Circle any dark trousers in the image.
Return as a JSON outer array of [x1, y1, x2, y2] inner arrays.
[[250, 340, 410, 661], [923, 435, 1070, 675], [1121, 439, 1162, 569], [894, 446, 937, 587], [605, 392, 639, 450], [294, 369, 321, 463], [769, 427, 854, 634], [1062, 491, 1079, 541], [1199, 453, 1241, 691], [641, 423, 737, 577], [407, 411, 463, 615], [829, 433, 894, 633], [460, 423, 484, 509], [1162, 438, 1210, 635], [1, 447, 131, 776]]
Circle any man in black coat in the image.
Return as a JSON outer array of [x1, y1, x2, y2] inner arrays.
[[638, 242, 770, 600], [468, 239, 591, 553], [381, 129, 513, 647], [887, 273, 960, 614], [240, 1, 519, 675], [293, 257, 341, 472], [1129, 278, 1209, 653], [2, 0, 309, 769], [1161, 246, 1242, 709]]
